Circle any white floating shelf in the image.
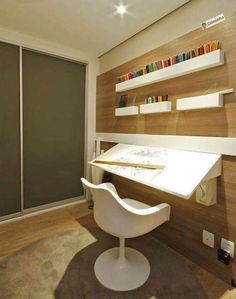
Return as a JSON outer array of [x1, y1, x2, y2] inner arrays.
[[116, 50, 224, 93], [176, 89, 234, 111], [115, 106, 139, 116], [140, 101, 172, 114]]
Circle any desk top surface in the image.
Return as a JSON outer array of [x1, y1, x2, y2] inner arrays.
[[90, 144, 221, 199]]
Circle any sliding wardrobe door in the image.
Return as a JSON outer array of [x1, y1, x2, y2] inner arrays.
[[23, 50, 85, 209], [0, 42, 21, 216]]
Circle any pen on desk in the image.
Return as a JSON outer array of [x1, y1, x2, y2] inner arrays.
[[93, 160, 165, 170]]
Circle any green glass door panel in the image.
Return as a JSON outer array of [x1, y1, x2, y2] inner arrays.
[[0, 42, 21, 216], [23, 50, 85, 208]]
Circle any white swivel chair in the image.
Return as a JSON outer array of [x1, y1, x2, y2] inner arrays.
[[81, 178, 171, 291]]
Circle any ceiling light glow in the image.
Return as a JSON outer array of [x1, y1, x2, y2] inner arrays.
[[116, 4, 127, 15]]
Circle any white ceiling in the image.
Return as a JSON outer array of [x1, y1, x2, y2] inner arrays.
[[0, 0, 190, 57]]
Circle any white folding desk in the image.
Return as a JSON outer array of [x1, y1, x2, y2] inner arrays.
[[89, 144, 221, 200]]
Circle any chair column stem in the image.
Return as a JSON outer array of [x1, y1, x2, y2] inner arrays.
[[119, 237, 125, 262]]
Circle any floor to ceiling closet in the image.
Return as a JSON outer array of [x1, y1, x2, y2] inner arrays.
[[0, 41, 86, 220]]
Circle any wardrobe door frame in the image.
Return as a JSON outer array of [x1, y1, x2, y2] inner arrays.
[[0, 41, 88, 221], [0, 41, 21, 220]]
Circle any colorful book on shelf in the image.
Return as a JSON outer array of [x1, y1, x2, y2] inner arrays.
[[155, 61, 162, 70], [145, 95, 169, 104]]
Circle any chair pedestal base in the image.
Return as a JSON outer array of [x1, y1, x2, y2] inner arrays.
[[94, 247, 150, 291]]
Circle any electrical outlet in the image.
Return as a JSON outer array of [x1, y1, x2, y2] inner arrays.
[[202, 230, 214, 248], [221, 238, 234, 258]]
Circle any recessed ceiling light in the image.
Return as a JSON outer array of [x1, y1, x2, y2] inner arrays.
[[116, 4, 127, 15]]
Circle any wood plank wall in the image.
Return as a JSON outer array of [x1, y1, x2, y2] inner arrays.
[[97, 14, 236, 283]]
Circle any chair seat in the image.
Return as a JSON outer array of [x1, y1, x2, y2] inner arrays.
[[122, 198, 150, 209]]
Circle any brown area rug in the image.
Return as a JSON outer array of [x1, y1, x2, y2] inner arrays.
[[0, 226, 207, 299]]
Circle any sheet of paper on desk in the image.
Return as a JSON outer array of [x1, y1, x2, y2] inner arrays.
[[102, 146, 167, 182]]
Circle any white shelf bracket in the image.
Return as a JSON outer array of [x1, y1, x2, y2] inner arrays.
[[195, 178, 217, 206]]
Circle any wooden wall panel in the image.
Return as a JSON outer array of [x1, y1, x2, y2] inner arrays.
[[97, 13, 236, 284], [97, 14, 236, 137]]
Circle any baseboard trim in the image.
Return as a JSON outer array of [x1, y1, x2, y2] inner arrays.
[[0, 196, 87, 225]]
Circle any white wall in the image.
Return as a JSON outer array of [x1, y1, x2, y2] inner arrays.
[[99, 0, 236, 73], [0, 26, 98, 179]]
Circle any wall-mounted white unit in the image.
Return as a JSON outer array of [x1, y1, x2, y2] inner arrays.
[[140, 101, 172, 114], [115, 106, 139, 116], [176, 89, 234, 111], [96, 132, 236, 156], [115, 50, 224, 93], [177, 92, 222, 110]]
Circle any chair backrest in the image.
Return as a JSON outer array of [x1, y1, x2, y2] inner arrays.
[[81, 178, 135, 238], [81, 178, 170, 239]]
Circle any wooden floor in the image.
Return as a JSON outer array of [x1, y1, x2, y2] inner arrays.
[[0, 201, 235, 299]]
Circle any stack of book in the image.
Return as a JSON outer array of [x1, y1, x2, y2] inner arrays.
[[145, 95, 168, 104], [117, 40, 220, 83]]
